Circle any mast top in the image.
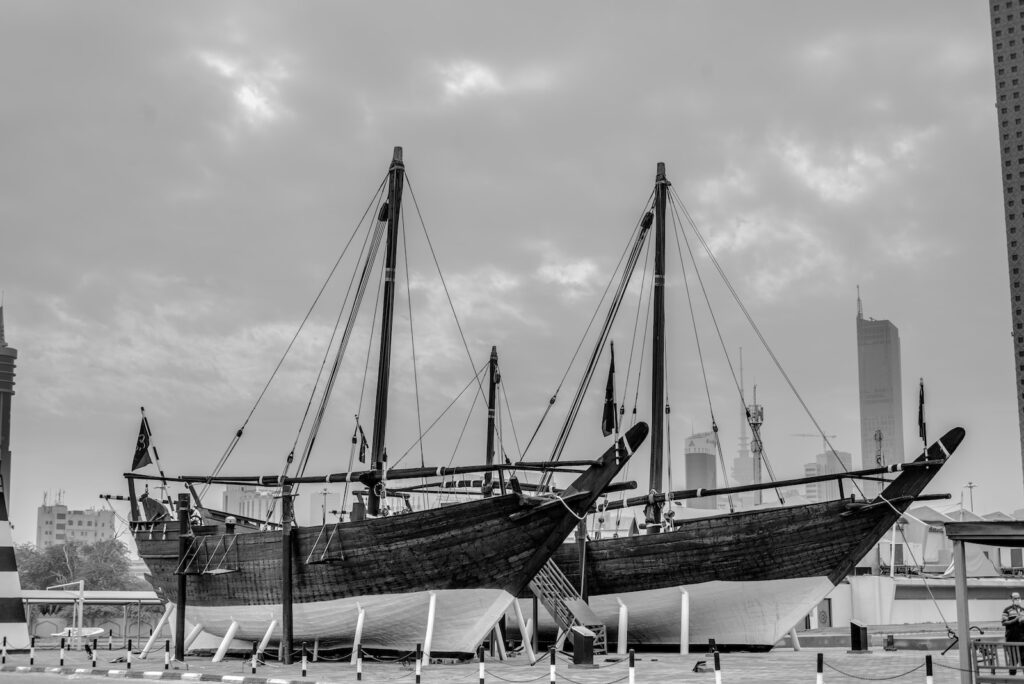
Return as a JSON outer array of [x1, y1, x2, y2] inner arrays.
[[392, 146, 404, 167], [656, 162, 666, 182]]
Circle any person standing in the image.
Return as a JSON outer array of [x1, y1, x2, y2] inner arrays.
[[1003, 591, 1024, 674]]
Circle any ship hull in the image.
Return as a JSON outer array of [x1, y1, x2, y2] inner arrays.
[[546, 428, 964, 650], [173, 588, 514, 654], [134, 424, 648, 656]]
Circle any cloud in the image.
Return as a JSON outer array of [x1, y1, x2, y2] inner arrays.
[[772, 128, 935, 204], [535, 255, 600, 301], [196, 49, 290, 132], [436, 59, 556, 101]]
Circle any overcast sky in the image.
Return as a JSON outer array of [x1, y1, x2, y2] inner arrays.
[[0, 2, 1016, 540]]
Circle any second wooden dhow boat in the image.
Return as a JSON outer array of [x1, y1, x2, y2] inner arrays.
[[124, 147, 649, 656], [531, 160, 963, 651]]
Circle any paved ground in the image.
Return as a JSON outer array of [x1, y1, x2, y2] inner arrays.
[[0, 646, 982, 683]]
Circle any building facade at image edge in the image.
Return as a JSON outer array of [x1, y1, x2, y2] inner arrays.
[[989, 0, 1024, 489]]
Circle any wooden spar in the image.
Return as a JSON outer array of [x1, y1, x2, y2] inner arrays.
[[126, 460, 606, 487], [173, 492, 189, 661], [484, 346, 501, 496], [649, 161, 669, 530], [368, 146, 405, 516], [591, 458, 948, 513], [281, 484, 294, 664], [126, 478, 141, 522]]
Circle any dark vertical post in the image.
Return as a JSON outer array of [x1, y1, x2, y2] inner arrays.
[[532, 597, 539, 653], [577, 519, 588, 600], [282, 484, 295, 664], [484, 346, 499, 496], [174, 492, 189, 661], [649, 162, 669, 532], [368, 147, 406, 516]]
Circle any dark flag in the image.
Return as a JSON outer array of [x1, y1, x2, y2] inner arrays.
[[357, 424, 369, 463], [602, 342, 617, 437], [918, 378, 927, 445], [131, 418, 152, 471]]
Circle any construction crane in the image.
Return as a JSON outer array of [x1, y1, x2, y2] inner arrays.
[[791, 433, 838, 455]]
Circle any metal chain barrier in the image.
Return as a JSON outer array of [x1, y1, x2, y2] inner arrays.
[[823, 660, 925, 681]]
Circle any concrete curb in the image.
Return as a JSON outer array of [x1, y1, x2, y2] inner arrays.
[[0, 664, 313, 683]]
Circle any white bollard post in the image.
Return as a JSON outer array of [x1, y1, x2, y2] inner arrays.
[[211, 621, 239, 663], [628, 649, 635, 684], [183, 623, 204, 653], [422, 591, 437, 664], [141, 603, 174, 658], [816, 652, 823, 684], [257, 619, 277, 659], [617, 598, 629, 656], [351, 604, 365, 666], [512, 599, 537, 663], [679, 588, 690, 655], [714, 651, 722, 684], [925, 654, 933, 684]]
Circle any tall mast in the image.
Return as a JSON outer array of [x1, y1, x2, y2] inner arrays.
[[483, 346, 499, 496], [368, 146, 405, 516], [650, 162, 669, 530]]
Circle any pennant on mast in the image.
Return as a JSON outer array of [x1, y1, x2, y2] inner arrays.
[[602, 342, 618, 437], [132, 418, 153, 471]]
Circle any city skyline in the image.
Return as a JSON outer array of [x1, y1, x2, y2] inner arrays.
[[0, 3, 1020, 538]]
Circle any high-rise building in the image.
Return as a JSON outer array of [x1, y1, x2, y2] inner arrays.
[[0, 307, 16, 516], [36, 497, 116, 548], [803, 451, 853, 503], [989, 1, 1024, 487], [684, 431, 718, 510], [856, 294, 904, 484], [223, 484, 280, 524]]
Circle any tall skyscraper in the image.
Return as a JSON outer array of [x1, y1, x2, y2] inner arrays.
[[989, 1, 1024, 486], [856, 294, 904, 480], [0, 307, 15, 517], [684, 431, 718, 510]]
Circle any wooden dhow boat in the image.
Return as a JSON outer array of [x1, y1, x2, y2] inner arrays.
[[528, 161, 964, 651], [122, 147, 649, 657]]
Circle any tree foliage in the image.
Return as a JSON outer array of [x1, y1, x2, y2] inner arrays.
[[15, 539, 147, 591]]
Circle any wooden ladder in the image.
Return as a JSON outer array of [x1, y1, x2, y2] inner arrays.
[[528, 560, 607, 655]]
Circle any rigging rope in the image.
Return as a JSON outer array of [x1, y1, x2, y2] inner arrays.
[[294, 217, 389, 482], [671, 203, 736, 509], [405, 177, 489, 411], [392, 361, 489, 466], [667, 192, 784, 503], [540, 210, 655, 487], [201, 175, 388, 499], [522, 190, 656, 458], [401, 215, 427, 471], [670, 186, 860, 498]]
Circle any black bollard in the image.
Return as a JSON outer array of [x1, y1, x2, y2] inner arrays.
[[478, 645, 485, 684], [356, 643, 363, 681], [629, 649, 635, 684], [164, 639, 170, 670], [415, 643, 422, 683], [60, 637, 65, 666], [549, 646, 556, 683], [817, 652, 823, 684], [29, 636, 34, 666], [301, 641, 307, 677], [926, 654, 933, 684], [108, 630, 112, 651], [127, 638, 132, 670], [251, 643, 258, 675]]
